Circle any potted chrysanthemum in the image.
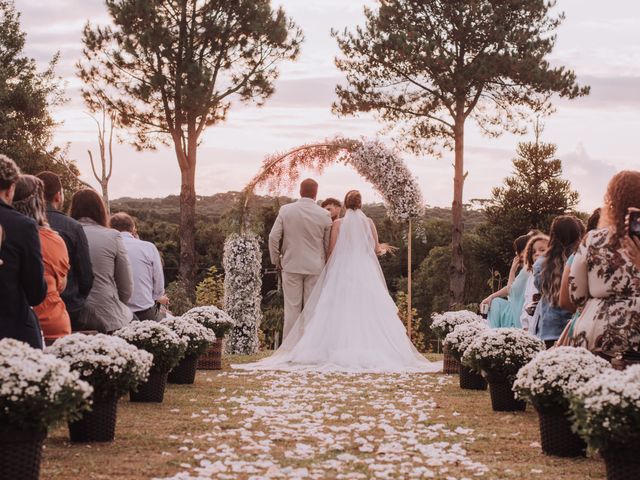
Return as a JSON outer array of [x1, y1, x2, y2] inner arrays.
[[462, 328, 543, 412], [0, 338, 92, 480], [570, 365, 640, 480], [443, 322, 488, 390], [431, 310, 484, 374], [182, 306, 235, 370], [513, 347, 611, 457], [49, 333, 153, 442], [161, 316, 216, 384], [114, 321, 187, 402]]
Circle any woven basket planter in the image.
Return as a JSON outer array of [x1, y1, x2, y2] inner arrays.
[[197, 337, 224, 370], [130, 369, 168, 403], [168, 354, 198, 384], [68, 397, 118, 443], [459, 365, 487, 390], [537, 407, 586, 457], [0, 427, 46, 480], [442, 343, 460, 375], [602, 440, 640, 480], [485, 372, 526, 412]]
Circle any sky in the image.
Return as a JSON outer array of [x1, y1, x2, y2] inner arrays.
[[15, 0, 640, 211]]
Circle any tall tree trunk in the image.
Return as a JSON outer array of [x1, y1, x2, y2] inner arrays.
[[450, 118, 466, 306], [101, 181, 110, 215], [178, 157, 197, 299]]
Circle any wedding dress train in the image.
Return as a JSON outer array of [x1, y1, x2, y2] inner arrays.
[[235, 209, 441, 373]]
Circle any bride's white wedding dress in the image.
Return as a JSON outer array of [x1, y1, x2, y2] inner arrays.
[[236, 209, 441, 373]]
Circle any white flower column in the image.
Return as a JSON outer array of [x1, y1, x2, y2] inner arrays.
[[223, 233, 263, 355]]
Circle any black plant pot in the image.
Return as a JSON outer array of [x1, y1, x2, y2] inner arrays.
[[484, 372, 526, 412], [168, 354, 198, 384], [602, 440, 640, 480], [130, 369, 168, 403], [0, 427, 47, 480], [68, 398, 118, 442], [459, 365, 487, 390]]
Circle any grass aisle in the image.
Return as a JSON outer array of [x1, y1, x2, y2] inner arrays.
[[42, 354, 605, 479]]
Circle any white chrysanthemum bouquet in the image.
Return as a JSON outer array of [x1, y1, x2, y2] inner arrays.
[[513, 347, 611, 412], [570, 364, 640, 451], [49, 333, 153, 402], [0, 338, 92, 431], [182, 306, 235, 338], [431, 310, 483, 338], [114, 321, 187, 373], [443, 321, 488, 360], [462, 328, 544, 381], [160, 316, 217, 357]]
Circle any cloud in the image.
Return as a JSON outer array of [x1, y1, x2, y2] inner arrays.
[[558, 75, 640, 110], [560, 144, 617, 211]]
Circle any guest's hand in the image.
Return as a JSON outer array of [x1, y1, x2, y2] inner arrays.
[[622, 235, 640, 269], [157, 295, 170, 305], [481, 294, 494, 306]]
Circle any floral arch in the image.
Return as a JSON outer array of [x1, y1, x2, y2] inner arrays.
[[223, 137, 425, 354]]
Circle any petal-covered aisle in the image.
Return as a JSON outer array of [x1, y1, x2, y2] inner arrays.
[[41, 357, 606, 480], [159, 371, 487, 480]]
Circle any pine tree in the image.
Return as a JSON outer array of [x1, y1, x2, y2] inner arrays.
[[78, 0, 303, 295], [0, 0, 83, 193], [332, 0, 589, 305], [478, 126, 579, 275]]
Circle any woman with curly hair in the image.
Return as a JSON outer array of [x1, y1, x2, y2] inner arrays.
[[533, 215, 585, 347], [570, 171, 640, 353], [13, 175, 71, 341]]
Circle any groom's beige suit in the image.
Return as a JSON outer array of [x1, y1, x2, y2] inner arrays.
[[269, 197, 333, 340]]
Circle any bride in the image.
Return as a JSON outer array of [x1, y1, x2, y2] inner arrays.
[[236, 190, 441, 373]]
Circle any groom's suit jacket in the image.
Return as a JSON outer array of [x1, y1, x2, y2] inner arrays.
[[269, 198, 333, 275]]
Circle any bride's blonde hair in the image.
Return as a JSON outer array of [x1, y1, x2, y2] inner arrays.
[[344, 190, 362, 210]]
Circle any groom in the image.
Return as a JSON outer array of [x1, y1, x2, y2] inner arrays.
[[269, 179, 333, 340]]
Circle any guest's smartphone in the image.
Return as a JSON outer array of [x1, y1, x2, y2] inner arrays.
[[629, 211, 640, 239]]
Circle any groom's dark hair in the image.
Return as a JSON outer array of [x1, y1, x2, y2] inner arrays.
[[321, 198, 341, 208], [300, 178, 318, 199]]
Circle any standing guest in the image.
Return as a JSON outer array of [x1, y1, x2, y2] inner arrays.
[[519, 234, 549, 332], [70, 189, 134, 333], [0, 155, 47, 348], [321, 198, 342, 222], [570, 171, 640, 353], [13, 175, 71, 341], [481, 232, 537, 328], [534, 215, 585, 348], [110, 212, 168, 320], [36, 171, 94, 328]]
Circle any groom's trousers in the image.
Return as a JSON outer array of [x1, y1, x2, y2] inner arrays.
[[281, 272, 320, 341]]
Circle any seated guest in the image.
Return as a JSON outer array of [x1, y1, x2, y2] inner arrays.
[[534, 215, 585, 348], [321, 198, 342, 222], [36, 171, 94, 327], [0, 155, 47, 348], [70, 189, 133, 333], [556, 208, 601, 345], [482, 231, 538, 328], [570, 171, 640, 353], [519, 233, 549, 332], [13, 175, 71, 341], [110, 212, 168, 320]]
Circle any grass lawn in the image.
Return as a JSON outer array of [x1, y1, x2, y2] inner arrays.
[[41, 353, 605, 479]]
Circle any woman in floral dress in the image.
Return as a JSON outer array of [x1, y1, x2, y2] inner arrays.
[[570, 171, 640, 353]]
